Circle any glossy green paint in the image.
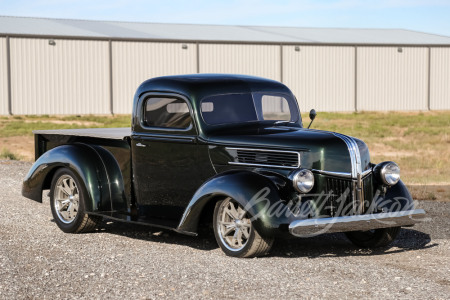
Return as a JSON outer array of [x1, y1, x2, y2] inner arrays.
[[130, 75, 304, 226], [131, 91, 215, 221], [90, 145, 130, 213], [132, 74, 302, 138], [23, 74, 412, 238], [132, 134, 201, 220], [129, 74, 378, 234], [23, 144, 107, 211], [378, 180, 414, 211], [177, 170, 295, 237], [207, 126, 354, 173], [23, 141, 131, 214]]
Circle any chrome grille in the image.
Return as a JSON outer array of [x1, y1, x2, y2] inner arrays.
[[325, 173, 373, 216], [325, 177, 354, 216], [362, 173, 374, 209]]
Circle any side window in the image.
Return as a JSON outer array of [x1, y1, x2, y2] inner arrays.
[[260, 95, 291, 121], [143, 97, 192, 129]]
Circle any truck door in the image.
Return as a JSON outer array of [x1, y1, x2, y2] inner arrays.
[[131, 93, 200, 222]]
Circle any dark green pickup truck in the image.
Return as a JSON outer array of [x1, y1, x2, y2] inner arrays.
[[22, 74, 426, 258]]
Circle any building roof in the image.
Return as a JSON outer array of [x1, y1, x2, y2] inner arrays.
[[1, 15, 450, 45]]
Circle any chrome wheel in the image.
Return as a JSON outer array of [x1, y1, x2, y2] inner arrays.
[[53, 174, 79, 224], [217, 198, 252, 252]]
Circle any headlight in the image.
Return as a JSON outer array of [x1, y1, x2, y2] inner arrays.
[[377, 161, 400, 186], [290, 169, 314, 193]]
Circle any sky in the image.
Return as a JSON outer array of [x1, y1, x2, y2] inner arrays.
[[1, 0, 450, 36]]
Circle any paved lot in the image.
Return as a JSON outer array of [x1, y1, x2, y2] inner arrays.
[[0, 160, 449, 299]]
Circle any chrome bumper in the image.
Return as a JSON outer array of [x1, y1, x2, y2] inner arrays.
[[289, 209, 427, 237]]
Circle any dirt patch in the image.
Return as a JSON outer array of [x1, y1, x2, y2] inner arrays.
[[24, 120, 102, 126], [369, 140, 415, 158], [371, 150, 415, 157], [0, 136, 34, 161], [408, 185, 450, 202]]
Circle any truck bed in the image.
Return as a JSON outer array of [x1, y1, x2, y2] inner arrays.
[[33, 127, 132, 161], [33, 127, 131, 140]]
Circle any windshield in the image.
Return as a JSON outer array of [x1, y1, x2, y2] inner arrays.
[[200, 92, 300, 126]]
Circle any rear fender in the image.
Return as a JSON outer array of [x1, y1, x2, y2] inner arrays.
[[89, 145, 129, 212], [22, 144, 110, 212], [177, 170, 291, 236]]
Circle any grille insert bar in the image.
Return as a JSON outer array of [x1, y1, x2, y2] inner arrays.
[[226, 147, 301, 169]]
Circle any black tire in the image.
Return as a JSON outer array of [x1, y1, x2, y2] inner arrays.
[[50, 168, 101, 233], [345, 227, 401, 248], [213, 197, 274, 258]]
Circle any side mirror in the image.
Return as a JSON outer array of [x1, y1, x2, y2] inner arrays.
[[309, 109, 316, 121], [307, 109, 316, 129]]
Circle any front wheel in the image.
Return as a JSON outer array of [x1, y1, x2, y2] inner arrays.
[[50, 168, 101, 233], [213, 197, 274, 258], [345, 227, 401, 248]]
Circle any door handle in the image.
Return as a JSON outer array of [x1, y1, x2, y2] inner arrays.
[[136, 143, 147, 148]]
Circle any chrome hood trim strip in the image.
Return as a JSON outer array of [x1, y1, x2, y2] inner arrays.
[[312, 169, 352, 178], [333, 133, 362, 178]]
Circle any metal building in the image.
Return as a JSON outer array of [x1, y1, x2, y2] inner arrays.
[[1, 16, 450, 115]]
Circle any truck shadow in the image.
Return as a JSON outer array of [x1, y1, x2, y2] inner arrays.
[[94, 220, 435, 258], [268, 229, 436, 258]]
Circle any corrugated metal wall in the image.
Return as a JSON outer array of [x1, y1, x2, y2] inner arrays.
[[10, 38, 110, 115], [356, 47, 429, 111], [283, 45, 355, 112], [0, 38, 8, 115], [112, 42, 197, 114], [199, 44, 280, 81], [430, 47, 450, 110], [1, 38, 449, 115]]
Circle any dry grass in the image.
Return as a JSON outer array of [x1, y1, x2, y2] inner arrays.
[[0, 115, 130, 137], [0, 148, 21, 160], [304, 111, 450, 185], [0, 115, 131, 161], [0, 136, 35, 161], [1, 112, 449, 200], [303, 110, 450, 201]]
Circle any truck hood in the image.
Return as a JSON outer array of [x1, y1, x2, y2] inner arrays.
[[207, 126, 371, 174]]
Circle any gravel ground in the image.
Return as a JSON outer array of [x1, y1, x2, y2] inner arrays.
[[0, 160, 449, 299]]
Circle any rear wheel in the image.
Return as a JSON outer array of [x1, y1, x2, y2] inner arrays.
[[213, 197, 274, 258], [50, 168, 101, 233], [345, 227, 401, 248]]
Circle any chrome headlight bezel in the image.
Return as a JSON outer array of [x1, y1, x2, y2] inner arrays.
[[290, 168, 315, 193], [377, 161, 401, 186]]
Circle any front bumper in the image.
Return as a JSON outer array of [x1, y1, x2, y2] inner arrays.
[[289, 209, 427, 237]]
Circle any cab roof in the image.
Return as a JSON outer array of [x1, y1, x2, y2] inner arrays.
[[134, 74, 294, 104]]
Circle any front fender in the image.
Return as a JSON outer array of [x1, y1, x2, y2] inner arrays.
[[177, 170, 291, 237], [22, 144, 110, 212], [377, 179, 415, 211]]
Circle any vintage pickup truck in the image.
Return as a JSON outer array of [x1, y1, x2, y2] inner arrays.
[[22, 74, 426, 258]]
